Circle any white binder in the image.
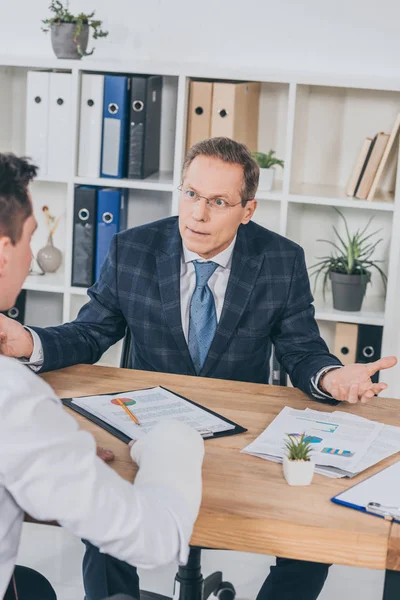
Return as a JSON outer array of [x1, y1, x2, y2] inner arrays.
[[25, 71, 50, 176], [47, 72, 72, 180], [77, 74, 104, 178]]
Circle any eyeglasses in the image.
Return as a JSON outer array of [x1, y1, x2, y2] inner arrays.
[[178, 185, 244, 212]]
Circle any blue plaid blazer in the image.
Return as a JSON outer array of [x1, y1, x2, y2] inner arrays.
[[32, 217, 341, 397]]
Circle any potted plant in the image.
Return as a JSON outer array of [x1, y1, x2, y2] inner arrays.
[[42, 1, 108, 60], [283, 434, 315, 486], [252, 150, 284, 191], [309, 208, 387, 312]]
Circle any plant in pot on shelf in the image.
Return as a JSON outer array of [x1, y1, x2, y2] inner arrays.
[[37, 205, 62, 274], [42, 1, 109, 60], [283, 434, 315, 486], [309, 208, 387, 312], [252, 150, 284, 192]]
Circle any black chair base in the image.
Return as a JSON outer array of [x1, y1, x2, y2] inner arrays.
[[140, 548, 235, 600]]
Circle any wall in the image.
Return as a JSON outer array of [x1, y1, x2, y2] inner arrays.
[[1, 0, 400, 78]]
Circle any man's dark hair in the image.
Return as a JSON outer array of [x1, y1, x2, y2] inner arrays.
[[182, 137, 260, 206], [0, 153, 37, 244]]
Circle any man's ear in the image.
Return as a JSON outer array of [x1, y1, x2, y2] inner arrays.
[[0, 237, 11, 277], [241, 200, 257, 225]]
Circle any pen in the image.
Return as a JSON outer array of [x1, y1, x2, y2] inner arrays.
[[115, 397, 140, 425]]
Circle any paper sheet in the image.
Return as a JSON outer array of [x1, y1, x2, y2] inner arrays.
[[72, 386, 234, 440]]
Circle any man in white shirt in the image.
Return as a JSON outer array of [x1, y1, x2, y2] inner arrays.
[[0, 139, 396, 600], [0, 153, 204, 599]]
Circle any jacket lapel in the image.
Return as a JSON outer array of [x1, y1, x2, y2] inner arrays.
[[156, 221, 195, 374], [200, 224, 264, 377]]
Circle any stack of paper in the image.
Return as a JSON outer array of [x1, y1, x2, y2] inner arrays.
[[241, 407, 400, 478]]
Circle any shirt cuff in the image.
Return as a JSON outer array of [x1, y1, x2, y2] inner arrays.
[[18, 327, 44, 372], [311, 365, 342, 399]]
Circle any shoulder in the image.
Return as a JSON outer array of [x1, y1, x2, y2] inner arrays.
[[0, 356, 58, 403], [243, 220, 303, 257], [116, 217, 178, 250]]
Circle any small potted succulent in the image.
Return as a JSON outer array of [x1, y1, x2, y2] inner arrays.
[[252, 150, 284, 191], [309, 208, 387, 312], [283, 434, 315, 486], [42, 1, 108, 60]]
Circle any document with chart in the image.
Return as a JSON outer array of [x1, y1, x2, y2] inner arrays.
[[63, 386, 246, 442], [241, 406, 397, 477]]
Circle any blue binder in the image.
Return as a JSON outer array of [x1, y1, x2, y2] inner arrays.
[[95, 188, 121, 280], [100, 75, 130, 179], [331, 461, 400, 523]]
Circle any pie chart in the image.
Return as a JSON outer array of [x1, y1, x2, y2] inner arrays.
[[111, 397, 136, 407]]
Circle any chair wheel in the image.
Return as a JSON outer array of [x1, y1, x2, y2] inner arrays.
[[215, 581, 236, 600]]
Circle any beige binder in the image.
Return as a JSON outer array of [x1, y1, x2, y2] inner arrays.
[[334, 323, 359, 365], [211, 81, 260, 150], [186, 80, 213, 151]]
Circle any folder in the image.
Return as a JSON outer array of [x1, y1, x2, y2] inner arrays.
[[78, 74, 105, 178], [356, 325, 383, 384], [367, 113, 400, 201], [71, 186, 98, 288], [211, 81, 261, 151], [186, 80, 213, 151], [332, 461, 400, 523], [95, 188, 122, 280], [25, 71, 50, 176], [100, 75, 130, 179], [127, 75, 162, 179], [1, 290, 26, 324], [355, 133, 390, 199], [47, 72, 73, 180], [334, 323, 358, 366]]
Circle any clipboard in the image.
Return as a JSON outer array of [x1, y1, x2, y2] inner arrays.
[[331, 460, 400, 523], [62, 385, 247, 444]]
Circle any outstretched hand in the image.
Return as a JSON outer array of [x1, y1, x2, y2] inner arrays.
[[320, 356, 397, 403]]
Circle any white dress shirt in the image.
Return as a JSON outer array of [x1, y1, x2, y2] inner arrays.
[[0, 355, 204, 598], [25, 236, 336, 398]]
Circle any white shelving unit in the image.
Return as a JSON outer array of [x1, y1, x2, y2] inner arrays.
[[1, 55, 400, 396]]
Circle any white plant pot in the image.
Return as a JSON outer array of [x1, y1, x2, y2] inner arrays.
[[282, 456, 315, 486], [258, 167, 275, 191]]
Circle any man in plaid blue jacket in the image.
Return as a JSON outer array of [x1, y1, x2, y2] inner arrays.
[[0, 137, 395, 600]]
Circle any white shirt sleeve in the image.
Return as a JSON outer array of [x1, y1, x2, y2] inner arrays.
[[18, 327, 44, 372], [0, 358, 204, 568]]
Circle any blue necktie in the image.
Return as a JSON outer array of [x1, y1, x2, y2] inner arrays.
[[188, 260, 219, 374]]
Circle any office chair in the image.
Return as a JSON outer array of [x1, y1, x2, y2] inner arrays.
[[120, 330, 236, 600]]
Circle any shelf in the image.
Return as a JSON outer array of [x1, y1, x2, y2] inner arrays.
[[69, 286, 90, 296], [74, 171, 174, 192], [23, 271, 65, 293], [34, 175, 69, 185], [314, 295, 385, 326], [256, 180, 283, 202], [289, 183, 395, 211]]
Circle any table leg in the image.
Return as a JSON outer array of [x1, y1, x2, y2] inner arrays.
[[383, 569, 400, 600]]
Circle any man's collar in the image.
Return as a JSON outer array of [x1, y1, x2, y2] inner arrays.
[[182, 235, 237, 268]]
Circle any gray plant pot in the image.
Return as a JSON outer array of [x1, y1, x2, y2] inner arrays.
[[330, 271, 371, 312], [51, 22, 89, 60]]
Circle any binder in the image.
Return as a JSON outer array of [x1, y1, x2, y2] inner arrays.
[[71, 186, 98, 288], [95, 188, 122, 279], [334, 323, 358, 366], [47, 72, 73, 180], [25, 71, 50, 176], [211, 81, 261, 151], [127, 75, 162, 179], [1, 290, 26, 324], [186, 80, 213, 150], [100, 75, 130, 179], [332, 461, 400, 523], [356, 325, 383, 384], [271, 345, 287, 386], [356, 133, 390, 199], [62, 385, 247, 444], [78, 74, 105, 178]]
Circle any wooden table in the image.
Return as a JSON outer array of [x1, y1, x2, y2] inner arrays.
[[44, 364, 400, 599]]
